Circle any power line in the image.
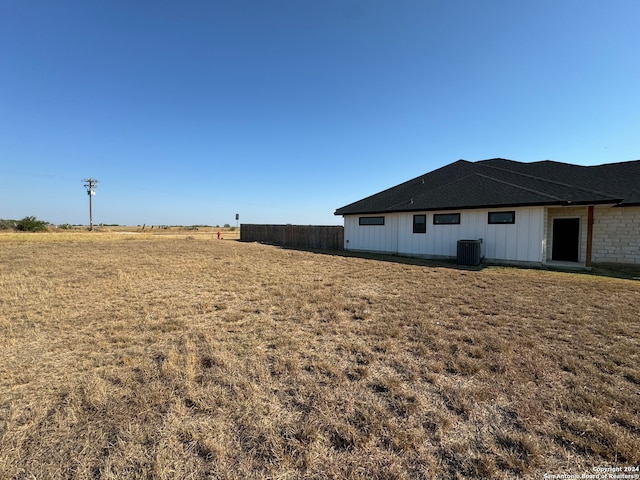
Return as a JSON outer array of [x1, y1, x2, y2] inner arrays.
[[83, 178, 98, 230]]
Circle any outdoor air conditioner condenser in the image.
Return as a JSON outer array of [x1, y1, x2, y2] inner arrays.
[[456, 239, 482, 266]]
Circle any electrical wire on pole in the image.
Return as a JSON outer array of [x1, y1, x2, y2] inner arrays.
[[83, 178, 98, 230]]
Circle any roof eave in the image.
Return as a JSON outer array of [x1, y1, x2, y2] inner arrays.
[[335, 198, 624, 216], [335, 201, 562, 216]]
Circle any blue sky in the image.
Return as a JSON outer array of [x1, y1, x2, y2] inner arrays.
[[1, 1, 639, 226]]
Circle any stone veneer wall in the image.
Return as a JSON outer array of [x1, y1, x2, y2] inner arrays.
[[592, 206, 640, 265]]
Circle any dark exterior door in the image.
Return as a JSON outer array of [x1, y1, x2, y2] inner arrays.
[[552, 218, 580, 261]]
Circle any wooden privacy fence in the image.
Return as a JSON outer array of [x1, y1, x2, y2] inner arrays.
[[241, 224, 344, 250]]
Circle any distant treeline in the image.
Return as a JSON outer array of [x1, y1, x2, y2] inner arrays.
[[139, 225, 236, 230], [0, 216, 49, 232], [0, 219, 238, 232]]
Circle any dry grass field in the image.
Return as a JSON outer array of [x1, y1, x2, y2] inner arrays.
[[1, 231, 639, 479]]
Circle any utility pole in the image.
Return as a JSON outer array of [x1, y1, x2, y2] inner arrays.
[[83, 178, 98, 230]]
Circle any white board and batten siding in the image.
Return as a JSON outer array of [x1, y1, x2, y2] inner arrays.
[[344, 214, 400, 254], [343, 206, 545, 263]]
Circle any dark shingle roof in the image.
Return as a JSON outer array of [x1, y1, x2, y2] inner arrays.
[[334, 158, 640, 216]]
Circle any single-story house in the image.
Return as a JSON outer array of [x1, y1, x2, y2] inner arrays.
[[334, 158, 640, 267]]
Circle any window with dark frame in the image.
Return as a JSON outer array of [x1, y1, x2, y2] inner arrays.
[[433, 213, 460, 225], [359, 216, 385, 226], [413, 214, 426, 233], [488, 211, 516, 224]]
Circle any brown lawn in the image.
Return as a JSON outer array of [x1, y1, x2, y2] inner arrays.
[[0, 232, 638, 479]]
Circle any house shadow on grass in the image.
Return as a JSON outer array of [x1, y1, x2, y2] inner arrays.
[[274, 245, 486, 272], [269, 244, 640, 281]]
